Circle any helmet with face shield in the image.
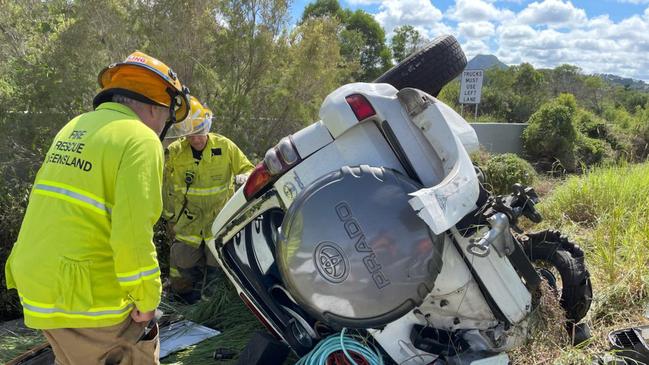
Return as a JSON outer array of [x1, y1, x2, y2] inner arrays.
[[165, 96, 213, 139]]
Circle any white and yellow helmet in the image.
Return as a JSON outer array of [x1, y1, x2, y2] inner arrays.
[[165, 96, 213, 139]]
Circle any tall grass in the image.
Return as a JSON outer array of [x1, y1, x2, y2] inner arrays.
[[511, 163, 649, 364], [539, 162, 649, 305]]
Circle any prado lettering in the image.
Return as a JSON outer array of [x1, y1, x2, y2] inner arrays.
[[335, 201, 391, 289]]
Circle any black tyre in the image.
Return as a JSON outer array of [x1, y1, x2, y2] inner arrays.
[[373, 34, 467, 97], [521, 230, 593, 323]]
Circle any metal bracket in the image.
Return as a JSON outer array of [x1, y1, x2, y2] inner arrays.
[[467, 213, 515, 258]]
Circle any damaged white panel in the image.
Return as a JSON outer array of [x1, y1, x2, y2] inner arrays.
[[436, 101, 480, 154], [407, 100, 479, 234]]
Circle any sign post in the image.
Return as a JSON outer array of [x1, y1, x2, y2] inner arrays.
[[459, 69, 484, 122]]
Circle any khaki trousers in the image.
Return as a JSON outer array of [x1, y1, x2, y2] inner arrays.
[[43, 317, 159, 365], [169, 240, 218, 295]]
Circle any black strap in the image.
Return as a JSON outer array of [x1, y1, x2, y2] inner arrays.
[[175, 179, 193, 224], [158, 87, 180, 141]]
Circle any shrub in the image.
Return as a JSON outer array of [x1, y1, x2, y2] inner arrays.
[[574, 134, 610, 167], [603, 105, 649, 162], [0, 115, 56, 320], [0, 154, 37, 320], [483, 153, 537, 195], [522, 94, 578, 171], [556, 92, 577, 114], [603, 105, 635, 130], [575, 110, 609, 139]]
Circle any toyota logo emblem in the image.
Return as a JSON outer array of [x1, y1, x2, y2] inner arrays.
[[314, 242, 348, 283]]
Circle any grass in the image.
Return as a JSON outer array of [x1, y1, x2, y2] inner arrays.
[[538, 162, 649, 301], [0, 320, 45, 364], [159, 274, 264, 365]]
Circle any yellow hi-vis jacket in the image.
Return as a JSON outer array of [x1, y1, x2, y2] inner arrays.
[[164, 133, 253, 247], [4, 102, 164, 329]]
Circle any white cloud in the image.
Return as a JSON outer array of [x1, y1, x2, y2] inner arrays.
[[374, 0, 445, 36], [517, 0, 587, 27], [458, 21, 496, 38], [497, 23, 536, 41], [448, 0, 513, 22], [462, 39, 492, 59]]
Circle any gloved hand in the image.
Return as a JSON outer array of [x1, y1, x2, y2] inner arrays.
[[234, 174, 249, 185]]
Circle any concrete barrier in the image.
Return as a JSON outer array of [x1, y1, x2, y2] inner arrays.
[[470, 123, 528, 155]]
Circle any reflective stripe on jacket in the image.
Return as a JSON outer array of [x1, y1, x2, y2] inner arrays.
[[164, 133, 253, 247], [4, 102, 164, 329]]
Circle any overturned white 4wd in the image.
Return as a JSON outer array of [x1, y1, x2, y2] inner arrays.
[[208, 36, 592, 365]]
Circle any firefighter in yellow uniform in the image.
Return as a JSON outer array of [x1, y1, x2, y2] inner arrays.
[[4, 51, 189, 365], [164, 97, 253, 302]]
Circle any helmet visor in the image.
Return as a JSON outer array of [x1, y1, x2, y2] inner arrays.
[[164, 109, 213, 139]]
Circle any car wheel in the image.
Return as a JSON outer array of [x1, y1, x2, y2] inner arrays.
[[521, 229, 593, 323], [373, 34, 467, 97]]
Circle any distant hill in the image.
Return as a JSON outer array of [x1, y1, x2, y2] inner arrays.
[[597, 73, 649, 92], [466, 54, 508, 71]]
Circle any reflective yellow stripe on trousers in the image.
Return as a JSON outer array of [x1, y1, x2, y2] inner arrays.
[[174, 185, 227, 196], [20, 296, 132, 320], [33, 180, 111, 216], [176, 234, 204, 245]]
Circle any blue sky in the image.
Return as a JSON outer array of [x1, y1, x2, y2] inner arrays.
[[289, 0, 649, 80]]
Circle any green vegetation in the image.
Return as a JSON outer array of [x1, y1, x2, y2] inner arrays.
[[0, 322, 45, 364], [482, 153, 537, 195], [301, 0, 392, 81], [390, 25, 426, 63], [523, 94, 579, 171], [539, 163, 649, 299]]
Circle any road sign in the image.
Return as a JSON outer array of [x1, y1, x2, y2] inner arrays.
[[459, 69, 484, 104]]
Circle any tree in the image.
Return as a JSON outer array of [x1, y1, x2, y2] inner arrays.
[[510, 63, 547, 122], [480, 67, 516, 122], [300, 0, 344, 21], [550, 64, 583, 97], [345, 10, 391, 80], [300, 1, 391, 81], [251, 17, 352, 154], [583, 75, 607, 114], [391, 25, 425, 63], [437, 79, 460, 109]]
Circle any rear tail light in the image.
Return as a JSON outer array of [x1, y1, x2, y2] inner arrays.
[[244, 163, 272, 199], [345, 93, 376, 121], [243, 137, 302, 200]]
